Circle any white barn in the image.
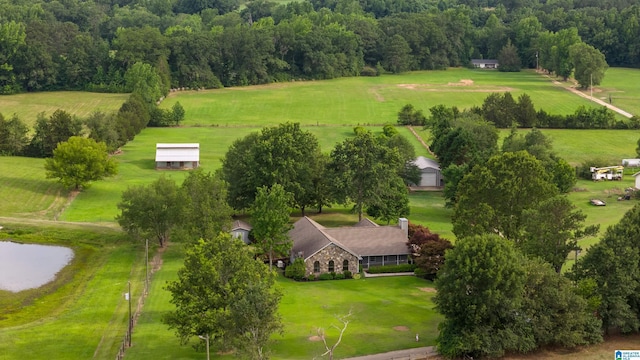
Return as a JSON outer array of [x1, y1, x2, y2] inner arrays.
[[155, 143, 200, 170], [622, 159, 640, 167], [412, 156, 444, 187], [633, 172, 640, 189], [471, 59, 499, 69]]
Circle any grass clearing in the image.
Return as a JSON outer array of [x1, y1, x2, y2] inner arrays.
[[125, 243, 441, 360], [0, 91, 128, 128], [161, 69, 600, 127], [597, 67, 640, 117]]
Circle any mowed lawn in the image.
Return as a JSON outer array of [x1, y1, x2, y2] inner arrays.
[[597, 67, 640, 117], [125, 243, 441, 360], [0, 91, 128, 128], [0, 157, 68, 220], [160, 68, 599, 127]]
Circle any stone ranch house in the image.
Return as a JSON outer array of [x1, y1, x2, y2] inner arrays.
[[289, 217, 411, 276]]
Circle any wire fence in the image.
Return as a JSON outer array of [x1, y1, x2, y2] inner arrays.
[[115, 240, 155, 360]]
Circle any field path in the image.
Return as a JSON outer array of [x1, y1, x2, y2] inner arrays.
[[0, 216, 120, 230], [341, 346, 437, 360], [407, 126, 435, 157], [543, 74, 634, 118]]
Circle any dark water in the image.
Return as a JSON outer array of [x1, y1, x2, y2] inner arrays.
[[0, 241, 74, 292]]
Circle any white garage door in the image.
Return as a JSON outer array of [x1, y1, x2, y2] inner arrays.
[[420, 172, 436, 187]]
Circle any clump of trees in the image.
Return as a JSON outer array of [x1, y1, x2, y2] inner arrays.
[[221, 123, 412, 222], [44, 136, 118, 191], [435, 234, 602, 358], [407, 223, 452, 280], [163, 234, 283, 360], [397, 104, 427, 126]]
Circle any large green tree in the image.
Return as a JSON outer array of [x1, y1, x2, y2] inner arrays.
[[435, 234, 601, 358], [435, 234, 533, 358], [327, 130, 405, 221], [179, 169, 233, 242], [0, 113, 29, 155], [163, 234, 282, 359], [44, 136, 117, 191], [116, 176, 183, 247], [221, 123, 324, 214], [569, 42, 608, 89], [572, 203, 640, 333], [250, 184, 294, 270], [452, 151, 557, 240]]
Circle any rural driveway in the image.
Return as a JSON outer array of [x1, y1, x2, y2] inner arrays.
[[341, 346, 438, 360]]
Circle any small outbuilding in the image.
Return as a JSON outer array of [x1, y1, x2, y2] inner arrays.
[[633, 172, 640, 189], [155, 143, 200, 170], [471, 59, 499, 69], [412, 156, 444, 187], [231, 219, 252, 244]]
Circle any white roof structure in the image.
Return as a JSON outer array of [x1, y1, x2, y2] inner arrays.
[[413, 156, 440, 170], [155, 143, 200, 162]]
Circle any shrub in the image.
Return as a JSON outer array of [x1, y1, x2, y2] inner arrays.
[[318, 273, 334, 280], [367, 264, 417, 274], [284, 258, 306, 281], [353, 273, 361, 280], [343, 270, 352, 279], [360, 65, 378, 77], [307, 274, 315, 281], [334, 272, 345, 280]]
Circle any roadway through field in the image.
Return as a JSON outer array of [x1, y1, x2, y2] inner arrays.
[[542, 73, 634, 118]]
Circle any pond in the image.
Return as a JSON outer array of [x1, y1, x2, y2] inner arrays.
[[0, 241, 74, 292]]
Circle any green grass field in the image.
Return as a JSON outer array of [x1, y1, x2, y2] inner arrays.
[[124, 243, 441, 360], [160, 68, 601, 127], [0, 223, 142, 360], [3, 68, 640, 360], [0, 91, 129, 128], [597, 67, 640, 117]]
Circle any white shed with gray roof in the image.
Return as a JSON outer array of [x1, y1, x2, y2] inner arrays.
[[155, 143, 200, 170]]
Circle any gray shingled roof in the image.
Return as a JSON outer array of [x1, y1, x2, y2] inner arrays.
[[290, 217, 409, 260], [290, 217, 360, 260], [353, 218, 379, 227]]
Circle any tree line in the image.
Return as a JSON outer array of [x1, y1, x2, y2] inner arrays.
[[1, 0, 639, 94], [0, 92, 185, 158]]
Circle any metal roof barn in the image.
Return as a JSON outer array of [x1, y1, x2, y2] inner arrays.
[[155, 143, 200, 169]]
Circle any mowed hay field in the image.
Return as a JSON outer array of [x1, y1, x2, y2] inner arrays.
[[0, 91, 129, 128], [597, 67, 640, 117], [160, 68, 604, 127]]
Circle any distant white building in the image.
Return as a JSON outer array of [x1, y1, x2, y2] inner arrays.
[[412, 156, 444, 187], [155, 143, 200, 170], [622, 159, 640, 167], [471, 59, 499, 69], [633, 172, 640, 189]]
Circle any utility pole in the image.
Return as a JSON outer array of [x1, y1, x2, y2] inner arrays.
[[145, 239, 149, 295], [198, 335, 210, 360], [590, 73, 593, 98], [536, 51, 538, 71], [128, 281, 132, 347]]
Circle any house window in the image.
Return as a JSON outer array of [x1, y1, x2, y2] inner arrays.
[[328, 260, 335, 272], [342, 260, 349, 271], [313, 261, 320, 273]]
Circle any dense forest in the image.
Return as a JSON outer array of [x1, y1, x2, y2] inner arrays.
[[0, 0, 639, 95]]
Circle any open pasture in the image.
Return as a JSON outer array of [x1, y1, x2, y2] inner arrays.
[[0, 91, 128, 128], [124, 243, 441, 360], [597, 67, 640, 117], [161, 68, 600, 127]]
